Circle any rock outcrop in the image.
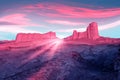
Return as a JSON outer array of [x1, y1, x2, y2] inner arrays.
[[87, 22, 99, 40], [65, 22, 99, 40], [16, 31, 56, 42]]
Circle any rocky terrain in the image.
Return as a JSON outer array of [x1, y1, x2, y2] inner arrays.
[[0, 39, 120, 80]]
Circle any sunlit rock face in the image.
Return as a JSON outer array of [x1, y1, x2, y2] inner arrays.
[[87, 22, 99, 40], [65, 22, 99, 40], [65, 22, 120, 44], [16, 31, 56, 42], [73, 30, 78, 39]]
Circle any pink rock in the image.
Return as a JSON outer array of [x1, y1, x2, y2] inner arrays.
[[78, 32, 87, 39], [16, 32, 56, 42], [87, 22, 99, 40], [65, 22, 99, 40], [72, 30, 78, 40]]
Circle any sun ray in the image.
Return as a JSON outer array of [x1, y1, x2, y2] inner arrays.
[[22, 39, 63, 64]]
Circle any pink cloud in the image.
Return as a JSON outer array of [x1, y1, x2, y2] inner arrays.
[[0, 25, 40, 33], [56, 28, 86, 32], [23, 3, 120, 18], [99, 20, 120, 30], [46, 20, 85, 26], [0, 14, 39, 26]]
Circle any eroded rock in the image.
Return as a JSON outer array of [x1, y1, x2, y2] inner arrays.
[[16, 32, 56, 42]]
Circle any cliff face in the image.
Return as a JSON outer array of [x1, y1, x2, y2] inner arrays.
[[65, 22, 99, 40], [16, 32, 56, 42], [87, 22, 99, 40]]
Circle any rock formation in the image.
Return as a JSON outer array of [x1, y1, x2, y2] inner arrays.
[[65, 22, 99, 40], [15, 22, 120, 44], [73, 30, 78, 39], [16, 31, 56, 42], [87, 22, 99, 40]]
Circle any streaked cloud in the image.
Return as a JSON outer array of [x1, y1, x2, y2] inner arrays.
[[23, 3, 120, 18], [0, 13, 39, 26], [0, 25, 40, 33], [57, 20, 120, 33], [99, 20, 120, 30], [0, 21, 18, 25], [46, 20, 85, 26], [56, 28, 86, 32]]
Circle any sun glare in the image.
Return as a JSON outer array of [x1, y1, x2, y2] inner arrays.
[[54, 39, 63, 45], [22, 39, 64, 64]]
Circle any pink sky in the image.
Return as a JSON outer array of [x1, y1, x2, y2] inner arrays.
[[0, 1, 120, 39]]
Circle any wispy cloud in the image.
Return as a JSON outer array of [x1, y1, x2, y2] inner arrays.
[[99, 20, 120, 30], [46, 20, 85, 26], [57, 20, 120, 32], [0, 25, 40, 33], [56, 28, 86, 32], [23, 3, 120, 18], [0, 13, 39, 26], [0, 21, 18, 25]]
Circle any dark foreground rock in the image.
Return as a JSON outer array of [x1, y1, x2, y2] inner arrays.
[[0, 41, 120, 80]]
